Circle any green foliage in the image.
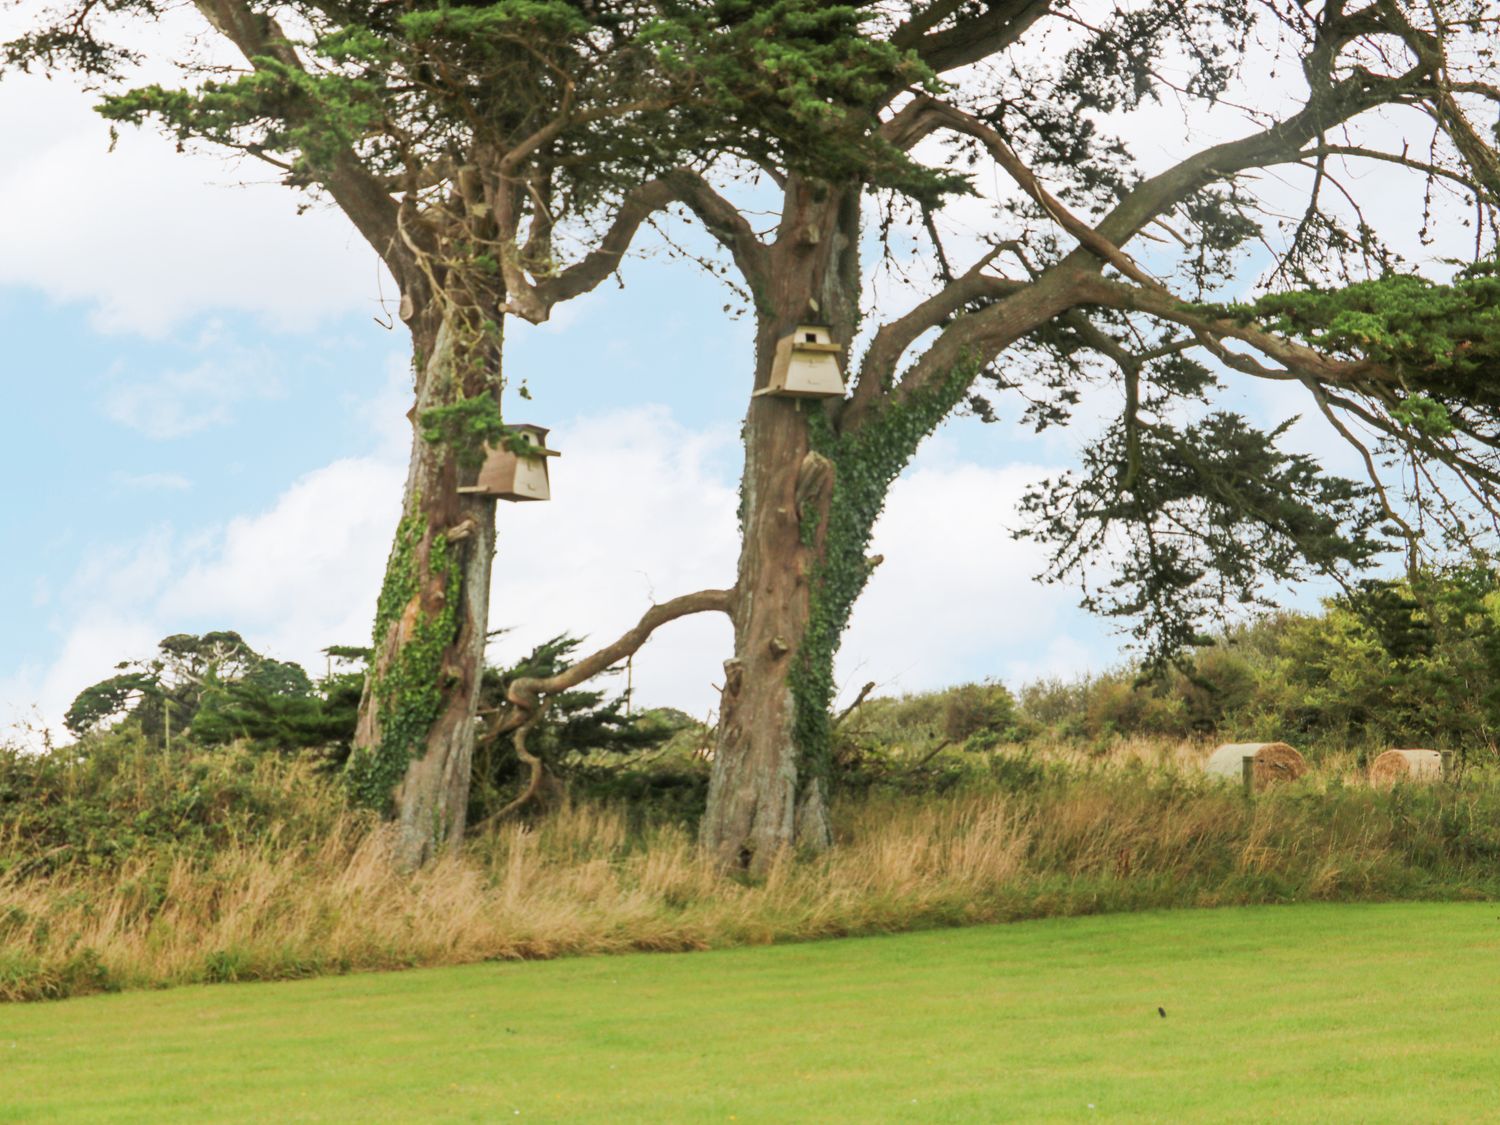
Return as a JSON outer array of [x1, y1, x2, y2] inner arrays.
[[468, 635, 686, 822], [938, 681, 1025, 747], [1058, 1, 1252, 113], [836, 681, 1030, 768], [11, 0, 958, 252], [418, 395, 541, 473], [64, 671, 160, 742], [190, 672, 360, 758], [63, 631, 346, 753], [346, 509, 462, 811], [98, 62, 387, 184], [1012, 563, 1500, 759], [567, 754, 712, 832], [63, 630, 358, 763], [1019, 412, 1386, 668], [644, 1, 959, 203], [0, 730, 358, 877], [1221, 265, 1500, 414]]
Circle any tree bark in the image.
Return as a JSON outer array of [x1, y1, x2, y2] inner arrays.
[[700, 392, 830, 869], [479, 587, 734, 825], [349, 313, 502, 869], [700, 183, 860, 871]]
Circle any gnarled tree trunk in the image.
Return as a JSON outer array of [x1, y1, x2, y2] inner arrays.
[[700, 385, 834, 868], [350, 313, 502, 869], [700, 370, 972, 872], [700, 182, 860, 871], [700, 183, 1077, 872]]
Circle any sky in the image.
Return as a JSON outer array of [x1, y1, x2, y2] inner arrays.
[[0, 16, 1462, 742]]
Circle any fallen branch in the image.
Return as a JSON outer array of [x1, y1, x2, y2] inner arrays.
[[914, 739, 955, 768], [834, 681, 877, 729]]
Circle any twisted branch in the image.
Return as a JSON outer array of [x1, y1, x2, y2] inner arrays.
[[478, 588, 734, 823]]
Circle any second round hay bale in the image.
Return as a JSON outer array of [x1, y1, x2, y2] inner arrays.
[[1369, 749, 1443, 787], [1204, 742, 1309, 789]]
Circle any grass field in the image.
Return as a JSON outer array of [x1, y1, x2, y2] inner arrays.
[[2, 901, 1496, 1122]]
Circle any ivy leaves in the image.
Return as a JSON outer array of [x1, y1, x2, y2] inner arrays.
[[419, 396, 526, 473], [348, 509, 462, 812]]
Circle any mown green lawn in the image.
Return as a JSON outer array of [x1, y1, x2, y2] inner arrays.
[[1, 902, 1496, 1122]]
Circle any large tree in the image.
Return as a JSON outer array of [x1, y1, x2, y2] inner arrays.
[[6, 1, 923, 864], [647, 0, 1500, 869]]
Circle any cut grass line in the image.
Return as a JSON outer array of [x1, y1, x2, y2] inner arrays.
[[1, 902, 1497, 1122]]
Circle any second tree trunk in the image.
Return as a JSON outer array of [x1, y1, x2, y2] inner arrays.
[[349, 315, 502, 869]]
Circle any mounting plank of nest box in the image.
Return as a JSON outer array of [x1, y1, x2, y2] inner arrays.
[[756, 324, 845, 399], [458, 423, 560, 502]]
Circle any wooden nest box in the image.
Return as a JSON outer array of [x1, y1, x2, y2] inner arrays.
[[459, 424, 559, 502], [757, 324, 845, 399]]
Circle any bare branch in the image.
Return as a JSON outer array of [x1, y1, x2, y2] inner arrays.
[[1299, 375, 1420, 559], [529, 177, 677, 312], [664, 169, 773, 293], [834, 681, 877, 729], [1297, 144, 1500, 205], [480, 588, 734, 822], [903, 0, 1055, 76], [853, 245, 1019, 410], [918, 99, 1167, 290]]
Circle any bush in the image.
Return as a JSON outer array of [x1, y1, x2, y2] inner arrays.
[[1003, 566, 1500, 762], [941, 681, 1025, 744], [0, 730, 358, 876]]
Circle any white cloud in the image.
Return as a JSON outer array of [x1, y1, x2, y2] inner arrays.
[[484, 406, 741, 715], [840, 462, 1111, 701], [66, 529, 179, 614], [103, 355, 282, 438], [162, 456, 407, 657], [6, 407, 743, 737], [0, 73, 385, 336], [1, 617, 162, 742]]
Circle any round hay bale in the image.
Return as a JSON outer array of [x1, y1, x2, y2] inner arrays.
[[1204, 742, 1308, 789], [1369, 749, 1443, 788]]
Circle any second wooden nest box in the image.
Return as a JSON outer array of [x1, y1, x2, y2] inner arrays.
[[758, 324, 845, 399], [459, 424, 560, 502]]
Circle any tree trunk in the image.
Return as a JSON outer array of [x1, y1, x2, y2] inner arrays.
[[700, 379, 973, 871], [699, 180, 1036, 870], [700, 182, 860, 871], [349, 314, 502, 869], [700, 385, 833, 869]]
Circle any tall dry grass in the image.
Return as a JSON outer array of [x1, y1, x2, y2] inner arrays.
[[4, 751, 1498, 1002]]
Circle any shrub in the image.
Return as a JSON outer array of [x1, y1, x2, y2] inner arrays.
[[0, 730, 358, 876]]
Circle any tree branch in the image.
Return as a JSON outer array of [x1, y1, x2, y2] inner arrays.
[[901, 0, 1054, 75], [852, 245, 1019, 414], [1074, 273, 1398, 388], [1085, 61, 1434, 256], [479, 588, 734, 823], [918, 3, 1053, 75], [191, 0, 410, 285], [917, 98, 1167, 290], [528, 177, 679, 312], [515, 169, 770, 321], [662, 169, 772, 294]]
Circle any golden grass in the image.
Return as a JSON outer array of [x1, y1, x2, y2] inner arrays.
[[0, 796, 1027, 999], [2, 745, 1495, 1003]]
